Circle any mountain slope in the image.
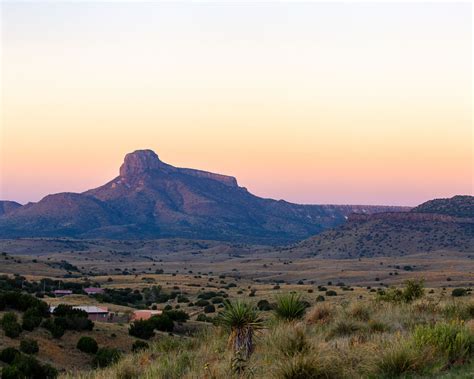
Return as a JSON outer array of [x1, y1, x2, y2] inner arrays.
[[0, 150, 408, 243], [291, 196, 474, 257], [0, 201, 22, 216]]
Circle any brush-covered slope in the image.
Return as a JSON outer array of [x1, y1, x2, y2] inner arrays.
[[0, 150, 407, 243], [0, 201, 22, 216], [293, 195, 474, 257]]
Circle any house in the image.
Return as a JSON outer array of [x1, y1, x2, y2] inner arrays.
[[130, 310, 162, 321], [49, 305, 109, 321], [53, 290, 72, 297], [84, 287, 104, 295]]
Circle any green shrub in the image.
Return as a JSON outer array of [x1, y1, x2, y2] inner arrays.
[[375, 340, 432, 377], [196, 314, 213, 323], [274, 326, 310, 357], [327, 320, 363, 339], [378, 279, 425, 303], [204, 304, 216, 313], [165, 310, 189, 322], [76, 336, 98, 354], [129, 319, 155, 340], [326, 290, 337, 296], [274, 293, 307, 321], [20, 338, 39, 354], [150, 314, 174, 332], [22, 307, 43, 331], [1, 312, 18, 326], [93, 347, 121, 368], [2, 365, 21, 379], [413, 322, 474, 362], [257, 299, 273, 311], [3, 320, 22, 338], [276, 354, 341, 379], [349, 303, 371, 321], [0, 347, 20, 364], [42, 319, 64, 339], [132, 340, 149, 352], [452, 288, 468, 297]]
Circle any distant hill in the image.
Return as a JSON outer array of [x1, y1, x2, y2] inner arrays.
[[291, 195, 474, 258], [411, 195, 474, 218], [0, 149, 406, 243], [0, 201, 22, 216]]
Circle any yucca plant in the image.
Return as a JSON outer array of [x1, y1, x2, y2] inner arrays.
[[274, 293, 307, 321], [217, 300, 264, 359]]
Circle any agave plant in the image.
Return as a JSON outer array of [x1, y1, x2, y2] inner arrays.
[[274, 292, 307, 321], [217, 300, 264, 359]]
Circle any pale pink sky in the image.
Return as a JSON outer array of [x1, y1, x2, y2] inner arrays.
[[1, 3, 472, 206]]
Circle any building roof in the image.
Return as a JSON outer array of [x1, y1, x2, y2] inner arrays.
[[131, 310, 162, 320], [49, 305, 108, 314], [53, 290, 72, 294], [84, 287, 104, 293]]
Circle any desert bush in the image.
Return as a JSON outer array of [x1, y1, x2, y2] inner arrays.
[[131, 340, 149, 352], [150, 314, 174, 332], [452, 288, 468, 297], [306, 304, 334, 325], [165, 309, 189, 322], [348, 303, 371, 321], [195, 299, 210, 307], [42, 318, 64, 339], [129, 319, 155, 340], [204, 304, 216, 313], [274, 293, 307, 321], [257, 299, 273, 311], [326, 290, 337, 296], [22, 307, 43, 331], [0, 347, 20, 364], [378, 279, 425, 303], [275, 354, 341, 379], [93, 348, 121, 368], [77, 336, 99, 354], [3, 320, 22, 338], [327, 319, 363, 339], [413, 321, 474, 362], [272, 324, 310, 357], [20, 338, 39, 354], [374, 339, 433, 377], [368, 319, 390, 333]]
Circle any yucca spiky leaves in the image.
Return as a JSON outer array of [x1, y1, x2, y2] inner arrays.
[[217, 300, 264, 359], [274, 292, 307, 321]]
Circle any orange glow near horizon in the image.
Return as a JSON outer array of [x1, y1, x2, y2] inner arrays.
[[0, 3, 472, 206]]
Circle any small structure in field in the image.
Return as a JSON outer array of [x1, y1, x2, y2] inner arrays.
[[130, 310, 162, 321], [53, 290, 73, 297], [49, 305, 109, 321], [84, 287, 104, 296]]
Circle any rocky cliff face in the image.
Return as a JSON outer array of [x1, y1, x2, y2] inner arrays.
[[0, 149, 408, 243]]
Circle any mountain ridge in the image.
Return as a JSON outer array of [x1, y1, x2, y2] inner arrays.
[[0, 149, 409, 243]]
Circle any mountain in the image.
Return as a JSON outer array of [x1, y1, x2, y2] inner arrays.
[[291, 195, 474, 257], [0, 201, 22, 216], [0, 150, 408, 243]]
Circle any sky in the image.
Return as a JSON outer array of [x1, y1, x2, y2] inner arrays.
[[0, 2, 472, 206]]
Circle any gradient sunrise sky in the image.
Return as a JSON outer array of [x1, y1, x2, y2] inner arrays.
[[0, 2, 472, 206]]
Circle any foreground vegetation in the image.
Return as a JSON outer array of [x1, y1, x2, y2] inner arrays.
[[61, 280, 474, 379]]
